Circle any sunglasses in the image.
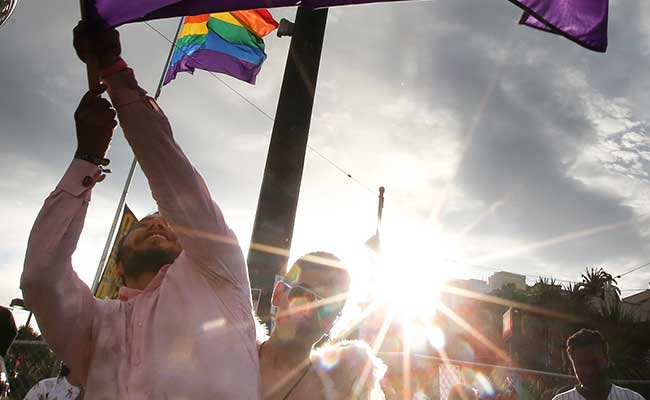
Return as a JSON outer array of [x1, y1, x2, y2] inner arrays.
[[279, 281, 342, 321]]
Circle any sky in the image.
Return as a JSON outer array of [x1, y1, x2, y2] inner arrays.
[[1, 0, 649, 328]]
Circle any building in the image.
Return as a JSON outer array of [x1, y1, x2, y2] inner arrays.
[[464, 279, 490, 294], [621, 289, 650, 322], [487, 271, 527, 291]]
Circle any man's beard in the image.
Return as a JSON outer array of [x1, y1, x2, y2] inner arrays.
[[121, 247, 179, 280]]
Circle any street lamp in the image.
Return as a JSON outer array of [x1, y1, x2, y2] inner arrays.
[[9, 298, 32, 327]]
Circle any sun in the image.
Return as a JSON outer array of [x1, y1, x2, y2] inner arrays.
[[348, 215, 460, 323]]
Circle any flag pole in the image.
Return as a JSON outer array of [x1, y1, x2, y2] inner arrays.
[[91, 17, 185, 294], [79, 0, 101, 93], [155, 17, 185, 100], [91, 158, 137, 293]]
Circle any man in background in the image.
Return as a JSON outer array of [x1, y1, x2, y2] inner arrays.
[[23, 365, 82, 400], [258, 252, 386, 399], [552, 329, 645, 400], [0, 307, 17, 399]]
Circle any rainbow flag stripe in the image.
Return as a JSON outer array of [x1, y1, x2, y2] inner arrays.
[[164, 10, 278, 85]]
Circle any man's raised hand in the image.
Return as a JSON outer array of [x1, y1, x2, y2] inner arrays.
[[73, 21, 121, 69], [74, 85, 117, 161]]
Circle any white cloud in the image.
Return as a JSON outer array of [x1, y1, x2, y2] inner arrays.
[[1, 0, 650, 319]]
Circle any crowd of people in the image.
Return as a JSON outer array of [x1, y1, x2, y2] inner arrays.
[[0, 23, 647, 400]]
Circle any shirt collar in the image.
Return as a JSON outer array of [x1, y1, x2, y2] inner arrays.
[[118, 265, 171, 301]]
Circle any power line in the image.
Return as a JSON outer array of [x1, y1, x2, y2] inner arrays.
[[446, 258, 648, 292], [615, 261, 650, 279], [448, 258, 581, 285], [143, 21, 375, 196]]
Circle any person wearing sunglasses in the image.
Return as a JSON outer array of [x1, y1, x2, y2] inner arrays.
[[258, 252, 387, 400]]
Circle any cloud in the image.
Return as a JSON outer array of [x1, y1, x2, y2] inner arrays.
[[0, 0, 648, 318]]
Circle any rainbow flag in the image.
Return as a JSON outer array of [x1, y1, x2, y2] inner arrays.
[[164, 10, 278, 85]]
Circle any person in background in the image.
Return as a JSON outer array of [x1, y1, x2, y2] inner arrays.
[[552, 329, 645, 400], [258, 252, 386, 400], [0, 307, 17, 399], [447, 383, 478, 400], [23, 365, 82, 400]]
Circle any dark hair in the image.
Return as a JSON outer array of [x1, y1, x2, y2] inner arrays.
[[0, 306, 17, 357], [115, 233, 130, 265], [285, 252, 350, 290], [567, 328, 608, 357], [59, 364, 71, 378]]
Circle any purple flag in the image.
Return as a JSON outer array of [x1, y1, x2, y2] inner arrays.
[[508, 0, 608, 52], [87, 0, 410, 28]]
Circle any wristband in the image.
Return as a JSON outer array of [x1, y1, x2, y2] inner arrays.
[[75, 151, 110, 167], [100, 57, 128, 79]]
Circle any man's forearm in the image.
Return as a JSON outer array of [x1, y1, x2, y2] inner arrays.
[[21, 159, 99, 378]]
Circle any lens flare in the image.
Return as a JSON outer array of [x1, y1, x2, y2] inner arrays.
[[319, 347, 342, 370], [475, 372, 496, 396], [426, 326, 446, 350], [369, 217, 460, 322]]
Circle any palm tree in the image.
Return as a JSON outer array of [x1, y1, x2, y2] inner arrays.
[[579, 267, 620, 304], [596, 299, 650, 381], [522, 278, 567, 370], [532, 277, 563, 308]]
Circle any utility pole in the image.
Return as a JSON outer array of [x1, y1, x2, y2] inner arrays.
[[376, 186, 385, 237], [247, 7, 328, 322], [365, 187, 385, 252]]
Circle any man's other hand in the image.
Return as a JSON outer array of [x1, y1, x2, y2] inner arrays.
[[74, 85, 117, 159], [73, 21, 121, 69]]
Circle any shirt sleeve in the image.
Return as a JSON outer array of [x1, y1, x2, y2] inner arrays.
[[23, 378, 54, 400], [22, 381, 42, 400], [103, 69, 248, 287], [20, 160, 102, 381]]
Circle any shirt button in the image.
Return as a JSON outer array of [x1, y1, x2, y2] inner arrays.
[[82, 176, 93, 187], [137, 321, 143, 327]]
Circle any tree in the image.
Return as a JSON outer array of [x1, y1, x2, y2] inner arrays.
[[595, 298, 650, 382], [579, 267, 620, 302], [4, 325, 57, 399], [491, 271, 649, 398]]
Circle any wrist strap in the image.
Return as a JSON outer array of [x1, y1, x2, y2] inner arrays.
[[100, 57, 128, 79], [74, 151, 110, 168]]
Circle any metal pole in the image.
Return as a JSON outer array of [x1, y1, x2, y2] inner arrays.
[[91, 158, 137, 293], [376, 186, 385, 236], [247, 7, 328, 322], [365, 187, 384, 253], [155, 17, 185, 100], [91, 19, 184, 294]]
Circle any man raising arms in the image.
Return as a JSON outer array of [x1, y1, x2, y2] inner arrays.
[[21, 27, 260, 399]]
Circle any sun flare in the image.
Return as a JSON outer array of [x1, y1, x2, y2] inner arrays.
[[340, 216, 462, 327]]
